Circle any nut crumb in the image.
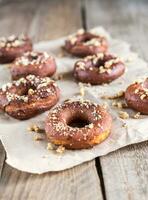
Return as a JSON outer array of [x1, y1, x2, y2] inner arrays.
[[133, 112, 141, 119], [53, 74, 63, 81], [102, 102, 108, 109], [56, 145, 65, 154], [102, 91, 124, 100], [28, 124, 40, 133], [88, 123, 94, 129], [112, 101, 123, 109], [47, 143, 54, 150], [79, 82, 85, 96], [28, 88, 34, 95], [122, 123, 127, 128], [34, 134, 44, 141], [119, 111, 129, 119]]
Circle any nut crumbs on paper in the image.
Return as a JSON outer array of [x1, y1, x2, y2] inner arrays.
[[56, 146, 65, 154], [118, 111, 129, 119]]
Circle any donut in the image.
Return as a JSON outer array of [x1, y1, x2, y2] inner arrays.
[[0, 75, 60, 119], [64, 29, 108, 57], [74, 53, 125, 85], [45, 99, 112, 149], [10, 51, 57, 80], [0, 34, 32, 63], [125, 78, 148, 114]]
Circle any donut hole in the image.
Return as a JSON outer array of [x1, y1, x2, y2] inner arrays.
[[29, 55, 38, 61], [95, 56, 112, 68], [80, 35, 95, 43], [67, 115, 90, 128], [95, 60, 106, 68]]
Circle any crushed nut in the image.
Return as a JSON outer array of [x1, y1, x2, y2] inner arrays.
[[140, 94, 146, 100], [122, 123, 127, 128], [119, 111, 129, 119], [56, 145, 65, 154], [34, 134, 45, 141], [79, 82, 85, 96], [88, 123, 94, 129], [53, 74, 63, 81], [112, 101, 123, 109], [47, 142, 54, 150], [28, 88, 34, 95], [101, 102, 109, 109], [133, 112, 141, 119], [28, 124, 40, 133], [102, 91, 125, 100]]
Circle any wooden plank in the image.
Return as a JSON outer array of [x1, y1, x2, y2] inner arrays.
[[0, 161, 102, 200], [0, 1, 103, 199], [85, 0, 148, 199], [0, 142, 5, 178]]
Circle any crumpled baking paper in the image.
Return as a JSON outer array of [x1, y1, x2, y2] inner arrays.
[[0, 27, 148, 174]]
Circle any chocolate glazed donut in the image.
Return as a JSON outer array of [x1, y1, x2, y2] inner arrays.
[[0, 35, 32, 64], [45, 100, 112, 149], [74, 53, 125, 85], [0, 75, 60, 119], [64, 29, 108, 57], [11, 51, 57, 80], [125, 78, 148, 114]]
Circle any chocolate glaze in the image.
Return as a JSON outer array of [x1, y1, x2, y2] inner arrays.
[[74, 53, 125, 85], [125, 78, 148, 114], [64, 32, 108, 57], [11, 51, 56, 80], [45, 100, 112, 149], [0, 75, 60, 119], [0, 35, 32, 63]]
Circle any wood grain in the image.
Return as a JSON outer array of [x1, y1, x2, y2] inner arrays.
[[0, 1, 103, 199], [0, 142, 5, 178], [85, 0, 148, 199], [0, 161, 102, 200]]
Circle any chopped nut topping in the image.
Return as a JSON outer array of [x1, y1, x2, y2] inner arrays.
[[134, 89, 139, 94], [101, 91, 124, 100], [34, 134, 45, 141], [56, 146, 65, 154], [53, 74, 63, 81], [28, 88, 34, 95], [112, 101, 123, 109], [122, 123, 127, 128], [79, 82, 85, 96], [15, 51, 50, 66], [77, 61, 85, 70], [88, 123, 94, 129], [140, 94, 146, 100], [77, 29, 85, 35], [101, 102, 109, 109], [84, 38, 101, 46], [47, 143, 54, 150], [28, 124, 40, 132], [119, 111, 129, 119], [70, 37, 77, 45], [0, 34, 27, 48], [133, 112, 141, 119]]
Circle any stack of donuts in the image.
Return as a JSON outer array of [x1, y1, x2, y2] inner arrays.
[[0, 29, 147, 150]]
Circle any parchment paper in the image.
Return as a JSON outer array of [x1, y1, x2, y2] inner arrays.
[[0, 27, 148, 174]]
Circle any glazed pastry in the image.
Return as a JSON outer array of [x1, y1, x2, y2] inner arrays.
[[125, 78, 148, 114], [74, 53, 125, 85], [45, 99, 112, 149], [0, 75, 60, 119], [11, 51, 56, 80], [64, 29, 108, 57], [0, 34, 32, 63]]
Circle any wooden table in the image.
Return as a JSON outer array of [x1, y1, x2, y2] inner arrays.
[[0, 0, 148, 199]]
